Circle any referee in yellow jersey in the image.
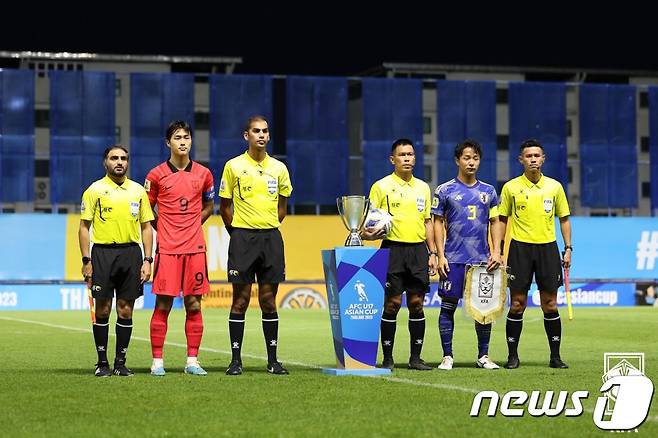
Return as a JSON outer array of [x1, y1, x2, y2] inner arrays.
[[498, 139, 572, 369], [362, 139, 438, 371], [219, 115, 293, 376], [79, 146, 154, 377]]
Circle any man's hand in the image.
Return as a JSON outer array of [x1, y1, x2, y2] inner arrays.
[[486, 253, 503, 272], [140, 261, 151, 283], [428, 254, 438, 276], [562, 249, 572, 269], [437, 255, 450, 279], [82, 263, 93, 288], [360, 226, 386, 241]]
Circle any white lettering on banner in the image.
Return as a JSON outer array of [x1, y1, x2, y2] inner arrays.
[[344, 303, 378, 320], [59, 289, 144, 310], [207, 225, 229, 271], [531, 290, 619, 306], [636, 231, 658, 270], [0, 291, 18, 307]]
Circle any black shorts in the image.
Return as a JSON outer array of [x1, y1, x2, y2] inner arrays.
[[227, 228, 285, 284], [91, 243, 144, 300], [507, 239, 563, 292], [381, 240, 429, 296]]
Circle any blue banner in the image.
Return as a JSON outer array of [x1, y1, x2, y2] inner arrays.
[[362, 78, 423, 194], [436, 80, 496, 185], [286, 76, 348, 205], [209, 74, 273, 178], [50, 71, 115, 204], [0, 69, 34, 203], [649, 87, 658, 214], [579, 84, 637, 208], [0, 283, 181, 311], [130, 73, 195, 185], [509, 82, 568, 189]]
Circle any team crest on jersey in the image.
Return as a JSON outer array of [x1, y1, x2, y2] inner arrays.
[[479, 192, 489, 204], [416, 197, 425, 212], [129, 201, 140, 218], [192, 180, 200, 191], [543, 198, 553, 213], [268, 178, 278, 195], [144, 180, 151, 192]]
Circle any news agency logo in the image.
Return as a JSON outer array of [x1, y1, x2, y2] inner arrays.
[[470, 352, 654, 431]]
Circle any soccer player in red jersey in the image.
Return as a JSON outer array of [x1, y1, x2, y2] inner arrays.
[[145, 120, 215, 376]]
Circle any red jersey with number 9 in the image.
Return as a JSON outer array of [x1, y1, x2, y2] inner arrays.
[[145, 161, 215, 254]]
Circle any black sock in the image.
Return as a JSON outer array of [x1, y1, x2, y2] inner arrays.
[[543, 311, 562, 359], [262, 312, 279, 363], [229, 313, 245, 362], [380, 312, 397, 360], [506, 312, 523, 358], [408, 311, 425, 360], [115, 318, 133, 363], [93, 317, 109, 363]]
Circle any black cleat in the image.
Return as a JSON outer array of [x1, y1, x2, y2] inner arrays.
[[408, 357, 433, 371], [94, 361, 111, 377], [226, 359, 243, 375], [504, 356, 520, 369], [267, 361, 289, 375], [112, 360, 134, 377], [381, 357, 395, 370], [549, 357, 569, 369]]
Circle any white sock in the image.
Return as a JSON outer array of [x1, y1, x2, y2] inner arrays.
[[187, 356, 198, 366], [152, 358, 164, 369]]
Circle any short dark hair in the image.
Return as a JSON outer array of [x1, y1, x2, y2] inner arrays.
[[103, 145, 129, 160], [244, 115, 269, 132], [391, 138, 414, 153], [454, 139, 483, 159], [166, 120, 192, 141], [520, 138, 544, 153]]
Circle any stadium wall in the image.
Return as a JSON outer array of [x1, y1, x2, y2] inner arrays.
[[0, 215, 656, 310]]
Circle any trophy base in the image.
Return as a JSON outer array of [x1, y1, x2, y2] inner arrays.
[[322, 367, 392, 376], [345, 231, 363, 247]]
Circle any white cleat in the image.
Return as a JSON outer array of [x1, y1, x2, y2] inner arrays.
[[476, 355, 500, 370], [437, 355, 454, 370]]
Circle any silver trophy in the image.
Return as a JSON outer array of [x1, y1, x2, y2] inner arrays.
[[336, 196, 370, 246]]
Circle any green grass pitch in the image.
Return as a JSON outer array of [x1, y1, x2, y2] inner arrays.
[[0, 307, 656, 437]]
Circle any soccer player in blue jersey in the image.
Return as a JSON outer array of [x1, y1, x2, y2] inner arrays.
[[431, 139, 503, 370]]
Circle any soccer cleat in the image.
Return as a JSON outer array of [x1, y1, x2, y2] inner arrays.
[[112, 360, 134, 377], [381, 357, 395, 370], [267, 361, 290, 375], [437, 355, 454, 370], [476, 355, 500, 370], [504, 356, 520, 369], [549, 357, 569, 369], [94, 361, 111, 377], [184, 363, 208, 376], [408, 357, 432, 370], [226, 359, 243, 375], [150, 366, 166, 377]]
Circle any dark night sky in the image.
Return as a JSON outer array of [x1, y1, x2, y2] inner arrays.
[[2, 7, 654, 76]]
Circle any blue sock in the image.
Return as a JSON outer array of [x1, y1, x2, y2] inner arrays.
[[439, 301, 457, 356], [475, 322, 492, 358]]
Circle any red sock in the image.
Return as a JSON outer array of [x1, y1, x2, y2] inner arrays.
[[185, 310, 204, 357], [150, 308, 170, 359]]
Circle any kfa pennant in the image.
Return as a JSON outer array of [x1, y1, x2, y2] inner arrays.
[[463, 264, 507, 324]]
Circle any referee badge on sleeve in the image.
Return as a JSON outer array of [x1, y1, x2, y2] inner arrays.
[[144, 180, 151, 192], [80, 201, 86, 213]]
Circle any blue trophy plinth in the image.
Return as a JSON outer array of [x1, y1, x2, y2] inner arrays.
[[321, 246, 391, 375]]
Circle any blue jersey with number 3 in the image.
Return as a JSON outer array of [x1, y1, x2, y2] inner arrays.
[[431, 178, 499, 264]]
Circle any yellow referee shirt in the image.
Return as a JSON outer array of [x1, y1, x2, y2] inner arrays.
[[369, 173, 431, 243], [219, 152, 293, 229], [81, 176, 154, 244], [498, 173, 570, 244]]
